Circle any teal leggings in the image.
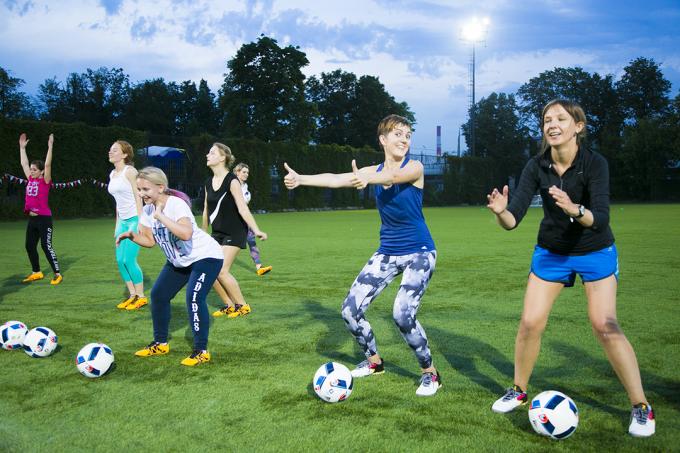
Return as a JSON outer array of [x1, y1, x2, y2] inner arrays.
[[115, 216, 143, 285]]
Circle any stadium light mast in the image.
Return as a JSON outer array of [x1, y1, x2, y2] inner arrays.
[[461, 17, 489, 157]]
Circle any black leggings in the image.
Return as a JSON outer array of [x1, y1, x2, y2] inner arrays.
[[25, 215, 60, 274]]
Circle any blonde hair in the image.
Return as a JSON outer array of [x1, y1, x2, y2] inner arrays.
[[213, 142, 236, 169], [233, 162, 249, 173], [116, 140, 135, 165], [540, 99, 587, 154], [137, 166, 168, 187]]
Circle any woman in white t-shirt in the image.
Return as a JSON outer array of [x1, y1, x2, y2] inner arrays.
[[108, 140, 147, 310], [116, 167, 223, 367]]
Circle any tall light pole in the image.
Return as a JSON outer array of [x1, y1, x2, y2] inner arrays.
[[462, 17, 489, 157]]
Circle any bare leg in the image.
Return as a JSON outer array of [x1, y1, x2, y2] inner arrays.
[[217, 245, 247, 307], [513, 273, 563, 390], [585, 275, 648, 405]]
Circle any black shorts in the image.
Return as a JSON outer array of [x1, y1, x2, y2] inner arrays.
[[211, 231, 247, 249]]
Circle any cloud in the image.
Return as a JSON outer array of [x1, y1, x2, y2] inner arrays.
[[3, 0, 34, 15], [99, 0, 122, 15], [130, 16, 159, 41]]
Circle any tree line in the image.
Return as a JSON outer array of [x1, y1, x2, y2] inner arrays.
[[2, 34, 679, 202], [0, 35, 412, 151]]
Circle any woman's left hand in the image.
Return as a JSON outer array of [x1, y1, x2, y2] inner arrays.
[[254, 230, 267, 241], [349, 160, 368, 190], [548, 185, 579, 217], [153, 202, 165, 220]]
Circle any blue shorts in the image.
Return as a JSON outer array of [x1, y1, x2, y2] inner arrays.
[[530, 244, 619, 287]]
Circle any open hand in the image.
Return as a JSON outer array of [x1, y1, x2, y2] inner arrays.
[[548, 185, 578, 216], [19, 133, 29, 149], [486, 185, 509, 214]]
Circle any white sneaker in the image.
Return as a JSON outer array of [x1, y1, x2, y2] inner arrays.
[[628, 403, 655, 437], [492, 386, 528, 413], [416, 371, 441, 396], [350, 359, 385, 378]]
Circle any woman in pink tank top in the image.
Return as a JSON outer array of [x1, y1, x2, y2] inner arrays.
[[19, 133, 62, 285]]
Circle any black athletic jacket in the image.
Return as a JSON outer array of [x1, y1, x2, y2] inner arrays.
[[506, 147, 615, 255]]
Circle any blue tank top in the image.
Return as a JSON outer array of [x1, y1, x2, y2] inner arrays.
[[375, 158, 435, 255]]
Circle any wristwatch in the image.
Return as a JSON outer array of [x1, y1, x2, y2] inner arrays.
[[573, 204, 585, 219]]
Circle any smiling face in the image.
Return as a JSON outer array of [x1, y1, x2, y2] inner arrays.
[[136, 177, 164, 205], [542, 104, 584, 149], [236, 166, 249, 183], [379, 123, 412, 160]]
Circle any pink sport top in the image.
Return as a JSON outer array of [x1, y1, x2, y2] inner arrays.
[[24, 176, 52, 216]]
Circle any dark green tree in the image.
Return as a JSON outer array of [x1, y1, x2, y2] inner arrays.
[[219, 35, 314, 142], [461, 92, 530, 187], [306, 69, 357, 145], [616, 57, 672, 122], [122, 78, 179, 136], [0, 67, 35, 119]]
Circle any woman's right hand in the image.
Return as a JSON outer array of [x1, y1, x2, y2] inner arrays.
[[19, 133, 29, 149], [486, 185, 509, 214]]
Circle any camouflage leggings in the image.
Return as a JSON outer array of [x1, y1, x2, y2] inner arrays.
[[341, 250, 437, 369]]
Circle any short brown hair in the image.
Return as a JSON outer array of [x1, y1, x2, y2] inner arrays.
[[213, 143, 236, 169], [233, 163, 249, 173], [540, 99, 587, 153], [376, 114, 412, 146]]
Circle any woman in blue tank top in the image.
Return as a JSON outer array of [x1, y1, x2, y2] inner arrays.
[[283, 114, 440, 397]]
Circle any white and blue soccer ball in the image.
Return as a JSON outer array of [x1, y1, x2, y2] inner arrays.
[[76, 343, 114, 378], [0, 320, 28, 350], [528, 390, 579, 440], [23, 326, 58, 357], [313, 361, 353, 403]]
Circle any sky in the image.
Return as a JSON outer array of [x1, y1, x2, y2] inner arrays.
[[2, 0, 679, 154]]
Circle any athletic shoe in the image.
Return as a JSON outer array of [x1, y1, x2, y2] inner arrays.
[[181, 350, 211, 366], [416, 371, 442, 396], [227, 304, 251, 318], [135, 342, 169, 357], [50, 274, 63, 285], [117, 295, 137, 309], [256, 265, 272, 276], [126, 296, 148, 310], [492, 385, 528, 413], [351, 359, 385, 378], [213, 306, 236, 317], [22, 272, 44, 283], [628, 403, 655, 437]]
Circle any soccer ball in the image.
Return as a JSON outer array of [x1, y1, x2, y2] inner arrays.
[[528, 390, 579, 439], [0, 320, 28, 350], [23, 327, 58, 357], [76, 343, 114, 378], [313, 361, 353, 403]]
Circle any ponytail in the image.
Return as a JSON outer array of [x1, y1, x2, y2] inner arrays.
[[166, 188, 192, 208]]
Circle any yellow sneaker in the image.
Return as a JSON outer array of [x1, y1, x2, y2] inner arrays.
[[135, 342, 169, 357], [126, 296, 148, 310], [117, 295, 137, 309], [227, 304, 251, 318], [50, 274, 63, 285], [181, 350, 211, 366], [213, 306, 236, 317], [256, 265, 272, 276], [22, 272, 44, 283]]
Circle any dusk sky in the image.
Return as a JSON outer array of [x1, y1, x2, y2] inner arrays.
[[2, 0, 679, 154]]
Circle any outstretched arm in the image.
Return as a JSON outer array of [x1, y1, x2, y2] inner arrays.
[[43, 134, 54, 184], [349, 159, 422, 189], [283, 162, 356, 189], [19, 133, 30, 178], [486, 185, 517, 229]]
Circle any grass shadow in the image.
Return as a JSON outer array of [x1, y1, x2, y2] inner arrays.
[[303, 299, 418, 380], [0, 254, 81, 300]]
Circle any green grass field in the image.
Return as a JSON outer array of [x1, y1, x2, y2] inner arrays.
[[1, 205, 679, 452]]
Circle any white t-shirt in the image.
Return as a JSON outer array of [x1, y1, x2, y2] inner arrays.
[[140, 196, 223, 267], [108, 166, 138, 220], [241, 182, 251, 204]]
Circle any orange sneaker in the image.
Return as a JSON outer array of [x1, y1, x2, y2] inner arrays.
[[22, 272, 44, 283], [256, 265, 272, 276], [213, 306, 236, 317], [117, 295, 137, 309], [50, 274, 63, 285]]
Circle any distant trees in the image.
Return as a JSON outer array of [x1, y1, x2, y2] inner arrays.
[[0, 67, 35, 119]]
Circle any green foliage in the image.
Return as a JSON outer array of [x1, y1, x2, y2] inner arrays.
[[219, 35, 315, 143], [616, 57, 672, 122], [442, 156, 495, 205], [0, 118, 147, 219], [0, 67, 35, 119], [1, 205, 679, 451]]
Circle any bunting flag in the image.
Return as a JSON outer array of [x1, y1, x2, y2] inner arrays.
[[2, 174, 109, 190]]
